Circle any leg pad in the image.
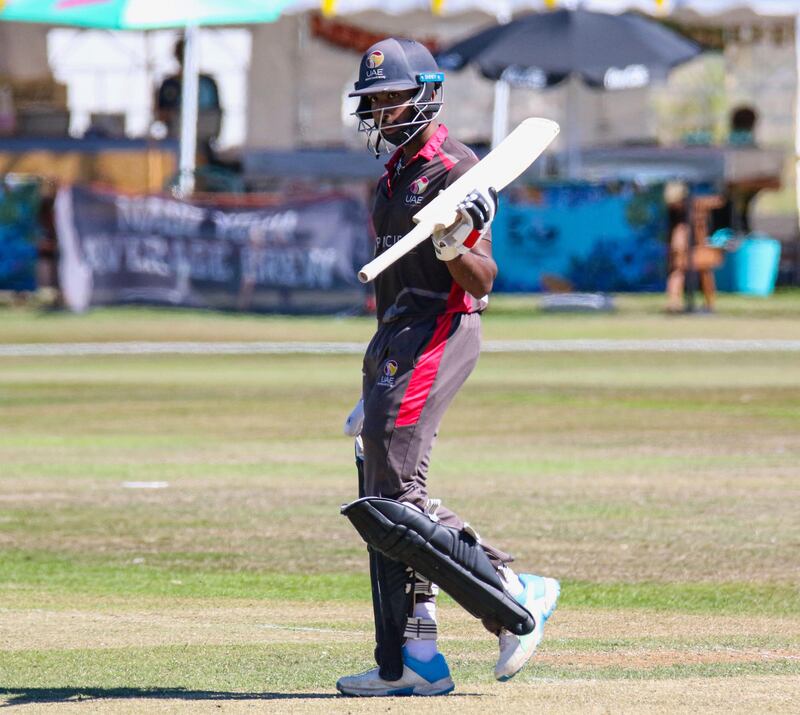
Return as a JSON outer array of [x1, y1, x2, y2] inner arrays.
[[342, 497, 535, 636]]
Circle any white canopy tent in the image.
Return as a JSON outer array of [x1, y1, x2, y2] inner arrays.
[[0, 0, 287, 195]]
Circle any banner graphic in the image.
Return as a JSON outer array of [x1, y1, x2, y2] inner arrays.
[[493, 182, 668, 293], [0, 177, 41, 292], [57, 185, 372, 314]]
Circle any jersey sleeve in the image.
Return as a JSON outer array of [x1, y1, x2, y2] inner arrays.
[[443, 155, 479, 188]]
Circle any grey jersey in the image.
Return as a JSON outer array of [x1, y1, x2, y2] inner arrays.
[[370, 125, 490, 323]]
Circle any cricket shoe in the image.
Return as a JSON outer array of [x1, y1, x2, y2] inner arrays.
[[495, 573, 560, 681], [336, 647, 454, 697]]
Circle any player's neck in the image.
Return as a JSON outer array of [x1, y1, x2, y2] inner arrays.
[[402, 122, 439, 161]]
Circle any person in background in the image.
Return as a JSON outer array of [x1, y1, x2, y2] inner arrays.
[[155, 37, 222, 162], [721, 105, 760, 234], [728, 105, 757, 148]]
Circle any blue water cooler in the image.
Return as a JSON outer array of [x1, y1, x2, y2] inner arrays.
[[716, 234, 781, 296]]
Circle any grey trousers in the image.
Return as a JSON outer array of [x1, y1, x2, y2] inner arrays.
[[360, 311, 512, 568]]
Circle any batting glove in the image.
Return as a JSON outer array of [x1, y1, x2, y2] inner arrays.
[[433, 187, 498, 262]]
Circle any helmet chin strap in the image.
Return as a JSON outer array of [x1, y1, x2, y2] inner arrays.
[[379, 124, 417, 150]]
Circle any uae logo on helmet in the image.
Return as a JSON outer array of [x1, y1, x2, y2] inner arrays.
[[410, 177, 430, 195], [366, 51, 385, 69]]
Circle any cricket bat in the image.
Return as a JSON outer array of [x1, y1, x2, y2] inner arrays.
[[357, 117, 559, 283]]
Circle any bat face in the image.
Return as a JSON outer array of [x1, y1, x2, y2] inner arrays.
[[358, 118, 560, 283], [413, 117, 560, 232]]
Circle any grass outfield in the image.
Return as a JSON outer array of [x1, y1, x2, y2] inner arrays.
[[3, 290, 800, 343], [1, 295, 799, 711]]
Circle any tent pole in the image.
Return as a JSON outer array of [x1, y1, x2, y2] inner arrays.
[[490, 3, 512, 149], [177, 23, 199, 197], [491, 79, 510, 149], [795, 13, 800, 236], [566, 75, 581, 178]]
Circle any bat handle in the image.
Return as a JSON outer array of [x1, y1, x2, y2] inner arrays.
[[358, 221, 434, 283], [358, 268, 376, 284]]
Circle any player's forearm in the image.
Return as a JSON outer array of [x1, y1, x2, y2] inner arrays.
[[446, 248, 497, 297]]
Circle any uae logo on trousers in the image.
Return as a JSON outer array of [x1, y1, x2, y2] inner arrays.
[[378, 359, 398, 387]]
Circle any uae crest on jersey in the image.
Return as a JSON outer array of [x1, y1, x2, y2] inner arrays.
[[405, 176, 429, 205], [410, 177, 429, 195]]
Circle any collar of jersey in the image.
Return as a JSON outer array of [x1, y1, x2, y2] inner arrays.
[[384, 124, 449, 176]]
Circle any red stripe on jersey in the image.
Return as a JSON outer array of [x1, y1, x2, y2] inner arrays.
[[417, 125, 449, 162], [379, 171, 393, 198], [395, 313, 454, 428], [390, 125, 449, 171], [436, 147, 455, 171]]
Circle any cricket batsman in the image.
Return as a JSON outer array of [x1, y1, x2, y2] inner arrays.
[[337, 37, 559, 697]]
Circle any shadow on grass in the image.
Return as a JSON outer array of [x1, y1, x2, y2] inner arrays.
[[0, 687, 340, 706], [0, 687, 483, 706]]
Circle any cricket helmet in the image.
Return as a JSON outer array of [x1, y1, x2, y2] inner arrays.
[[349, 37, 444, 156]]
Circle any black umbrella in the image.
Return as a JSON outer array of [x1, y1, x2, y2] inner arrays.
[[437, 8, 702, 169], [438, 8, 701, 89]]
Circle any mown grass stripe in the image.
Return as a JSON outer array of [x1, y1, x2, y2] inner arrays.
[[2, 551, 799, 616], [0, 644, 797, 699], [3, 339, 800, 358]]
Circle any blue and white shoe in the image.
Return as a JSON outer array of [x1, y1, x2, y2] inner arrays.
[[336, 647, 454, 697], [495, 573, 560, 681]]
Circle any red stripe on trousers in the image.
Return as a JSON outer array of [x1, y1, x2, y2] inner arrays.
[[445, 279, 472, 313], [395, 313, 454, 428]]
